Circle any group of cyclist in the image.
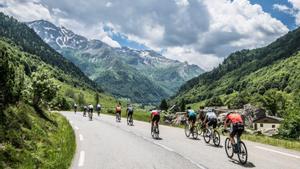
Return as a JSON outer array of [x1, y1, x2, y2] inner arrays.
[[74, 103, 102, 118], [74, 102, 244, 153], [186, 106, 244, 152]]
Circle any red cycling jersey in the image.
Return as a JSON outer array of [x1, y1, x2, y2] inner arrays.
[[151, 110, 159, 116], [227, 113, 243, 124]]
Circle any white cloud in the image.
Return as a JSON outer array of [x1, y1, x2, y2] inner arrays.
[[0, 0, 53, 22], [163, 47, 223, 71], [274, 1, 300, 26], [0, 0, 290, 70], [289, 0, 300, 9]]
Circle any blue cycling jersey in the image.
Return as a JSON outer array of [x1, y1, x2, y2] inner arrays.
[[187, 109, 196, 117]]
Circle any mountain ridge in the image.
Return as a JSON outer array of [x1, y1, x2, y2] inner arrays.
[[28, 20, 204, 103]]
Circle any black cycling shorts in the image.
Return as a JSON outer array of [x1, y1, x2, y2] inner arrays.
[[230, 123, 244, 138], [152, 115, 160, 123], [188, 115, 196, 123], [207, 118, 217, 128], [128, 111, 133, 117]]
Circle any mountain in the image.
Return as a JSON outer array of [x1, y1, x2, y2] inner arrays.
[[0, 13, 100, 91], [171, 27, 300, 118], [27, 20, 204, 103]]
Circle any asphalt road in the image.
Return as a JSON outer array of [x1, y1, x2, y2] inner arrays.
[[60, 111, 300, 169]]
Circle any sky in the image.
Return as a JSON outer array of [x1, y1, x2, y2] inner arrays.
[[0, 0, 299, 71]]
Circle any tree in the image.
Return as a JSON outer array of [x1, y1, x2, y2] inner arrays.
[[32, 67, 59, 108], [179, 98, 186, 112], [78, 92, 85, 106], [206, 96, 223, 107], [0, 46, 25, 106], [159, 99, 168, 111], [95, 93, 100, 105]]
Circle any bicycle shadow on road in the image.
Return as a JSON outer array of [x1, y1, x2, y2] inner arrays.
[[229, 159, 255, 168], [206, 144, 223, 148]]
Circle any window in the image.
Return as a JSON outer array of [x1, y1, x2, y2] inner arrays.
[[260, 123, 263, 127], [272, 125, 275, 128]]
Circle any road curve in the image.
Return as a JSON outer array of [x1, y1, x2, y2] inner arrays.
[[60, 111, 300, 169]]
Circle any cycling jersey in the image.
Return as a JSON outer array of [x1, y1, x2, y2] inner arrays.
[[127, 106, 133, 113], [206, 111, 217, 120], [227, 113, 243, 124], [151, 110, 159, 116], [116, 106, 121, 112], [187, 109, 196, 118]]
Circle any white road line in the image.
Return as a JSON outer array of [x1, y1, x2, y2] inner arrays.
[[79, 134, 84, 141], [74, 126, 79, 130], [78, 151, 85, 167], [256, 146, 300, 159]]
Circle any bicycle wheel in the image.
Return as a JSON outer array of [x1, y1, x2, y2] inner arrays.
[[203, 129, 211, 143], [213, 130, 220, 146], [225, 138, 234, 158], [192, 126, 198, 139], [238, 141, 248, 165], [185, 123, 191, 137], [197, 123, 203, 135]]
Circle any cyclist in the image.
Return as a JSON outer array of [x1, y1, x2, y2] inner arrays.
[[224, 111, 244, 152], [198, 106, 206, 128], [126, 104, 134, 124], [150, 110, 160, 134], [88, 104, 94, 114], [96, 103, 101, 116], [74, 103, 78, 114], [186, 107, 197, 132], [203, 109, 218, 129], [83, 105, 87, 117], [115, 103, 122, 122]]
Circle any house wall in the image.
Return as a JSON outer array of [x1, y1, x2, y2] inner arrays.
[[254, 123, 281, 131]]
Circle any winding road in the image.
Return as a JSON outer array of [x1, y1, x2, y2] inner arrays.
[[60, 111, 300, 169]]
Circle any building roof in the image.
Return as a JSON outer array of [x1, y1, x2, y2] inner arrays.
[[253, 115, 283, 123]]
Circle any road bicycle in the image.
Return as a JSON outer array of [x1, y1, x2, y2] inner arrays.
[[88, 109, 93, 121], [223, 129, 248, 165], [116, 112, 121, 122], [184, 119, 198, 139], [127, 114, 133, 126], [151, 123, 159, 139], [203, 126, 220, 146]]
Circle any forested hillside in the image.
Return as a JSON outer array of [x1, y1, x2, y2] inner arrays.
[[0, 12, 100, 91], [171, 28, 300, 138]]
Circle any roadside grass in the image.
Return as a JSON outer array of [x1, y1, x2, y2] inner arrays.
[[241, 134, 300, 152], [0, 103, 75, 169]]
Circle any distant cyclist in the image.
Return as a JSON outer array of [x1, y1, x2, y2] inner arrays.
[[88, 104, 94, 114], [96, 103, 101, 116], [186, 107, 197, 132], [224, 111, 244, 152], [83, 105, 87, 117], [203, 109, 218, 129], [115, 103, 122, 122], [126, 104, 134, 125], [74, 103, 78, 114], [150, 110, 160, 134]]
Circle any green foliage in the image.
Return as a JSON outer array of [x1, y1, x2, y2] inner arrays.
[[0, 12, 100, 91], [32, 67, 59, 107], [0, 104, 75, 169], [159, 99, 168, 111], [179, 98, 186, 112], [95, 93, 100, 105], [0, 42, 25, 105], [77, 92, 86, 106], [206, 96, 223, 107]]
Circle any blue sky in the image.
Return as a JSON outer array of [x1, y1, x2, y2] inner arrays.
[[250, 0, 297, 29]]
